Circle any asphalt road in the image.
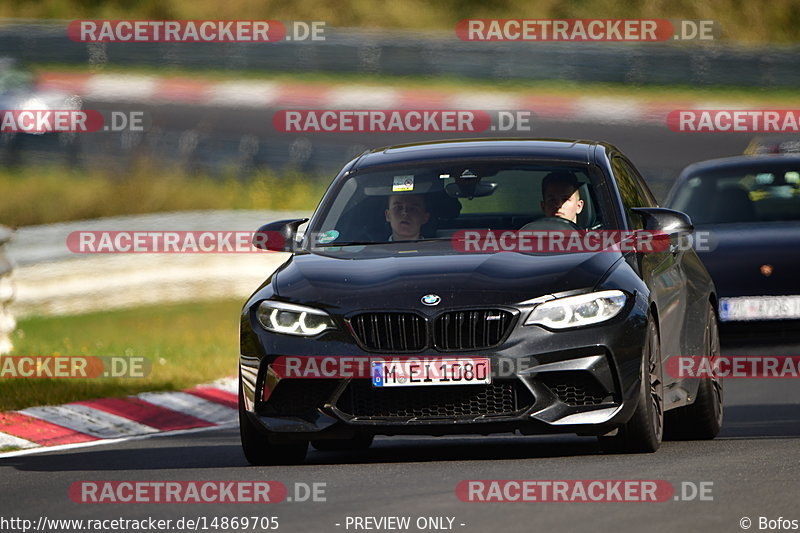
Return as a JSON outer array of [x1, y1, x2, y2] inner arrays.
[[1, 339, 798, 533]]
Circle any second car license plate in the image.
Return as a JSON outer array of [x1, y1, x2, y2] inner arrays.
[[719, 295, 800, 321], [371, 358, 491, 387]]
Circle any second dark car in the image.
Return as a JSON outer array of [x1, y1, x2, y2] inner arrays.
[[666, 154, 800, 330], [239, 138, 721, 465]]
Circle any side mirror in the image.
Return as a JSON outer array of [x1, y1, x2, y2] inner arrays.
[[630, 207, 693, 235], [252, 218, 309, 252]]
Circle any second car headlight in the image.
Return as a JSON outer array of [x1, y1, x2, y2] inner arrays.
[[525, 290, 627, 329], [256, 301, 336, 336]]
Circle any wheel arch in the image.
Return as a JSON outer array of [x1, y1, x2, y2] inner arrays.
[[649, 301, 661, 339], [708, 291, 719, 320]]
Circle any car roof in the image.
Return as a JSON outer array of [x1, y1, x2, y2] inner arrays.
[[350, 138, 607, 170], [678, 154, 800, 179]]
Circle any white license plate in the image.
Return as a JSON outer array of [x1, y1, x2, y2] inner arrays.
[[719, 295, 800, 321], [371, 358, 491, 387]]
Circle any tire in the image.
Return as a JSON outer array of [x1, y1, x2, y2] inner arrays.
[[239, 379, 308, 466], [664, 303, 723, 440], [599, 317, 663, 453], [311, 436, 374, 452]]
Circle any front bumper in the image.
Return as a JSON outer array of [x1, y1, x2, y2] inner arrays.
[[240, 294, 649, 440]]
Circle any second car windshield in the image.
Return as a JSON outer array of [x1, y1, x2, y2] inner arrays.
[[670, 166, 800, 224], [308, 162, 603, 247]]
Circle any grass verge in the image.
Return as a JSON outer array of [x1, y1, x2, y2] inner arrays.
[[0, 299, 244, 411], [0, 446, 21, 453], [0, 164, 329, 227]]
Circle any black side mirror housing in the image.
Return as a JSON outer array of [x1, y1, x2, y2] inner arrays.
[[252, 218, 309, 252], [630, 207, 694, 235]]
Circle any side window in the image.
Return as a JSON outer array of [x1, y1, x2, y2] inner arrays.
[[626, 160, 658, 207], [611, 157, 649, 230]]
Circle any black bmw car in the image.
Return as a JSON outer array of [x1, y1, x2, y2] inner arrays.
[[666, 154, 800, 331], [239, 138, 721, 465]]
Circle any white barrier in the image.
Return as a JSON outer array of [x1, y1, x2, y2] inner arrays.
[[6, 210, 307, 318], [0, 225, 15, 354]]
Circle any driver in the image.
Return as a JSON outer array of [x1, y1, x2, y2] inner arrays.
[[385, 194, 430, 241], [541, 171, 584, 224]]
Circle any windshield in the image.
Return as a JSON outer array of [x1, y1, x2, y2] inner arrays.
[[670, 164, 800, 224], [306, 161, 607, 248]]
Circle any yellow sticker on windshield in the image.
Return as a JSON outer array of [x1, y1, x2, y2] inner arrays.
[[392, 175, 414, 192]]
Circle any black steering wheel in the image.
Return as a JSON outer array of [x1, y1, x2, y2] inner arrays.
[[520, 216, 581, 231]]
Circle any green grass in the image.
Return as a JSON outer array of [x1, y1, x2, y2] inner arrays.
[[3, 0, 800, 43], [0, 299, 245, 411], [33, 63, 800, 105], [0, 163, 328, 227]]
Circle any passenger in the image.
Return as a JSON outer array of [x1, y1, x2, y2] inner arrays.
[[385, 194, 430, 241], [541, 172, 584, 224]]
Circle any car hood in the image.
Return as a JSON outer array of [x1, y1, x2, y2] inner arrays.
[[271, 248, 622, 311], [696, 222, 800, 297]]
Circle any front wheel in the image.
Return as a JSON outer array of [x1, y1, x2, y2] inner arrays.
[[664, 303, 723, 440], [599, 317, 663, 453], [239, 379, 308, 466]]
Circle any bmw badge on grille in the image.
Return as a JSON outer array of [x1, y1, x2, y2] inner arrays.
[[421, 294, 441, 306]]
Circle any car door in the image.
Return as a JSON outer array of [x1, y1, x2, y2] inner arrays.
[[611, 155, 688, 392]]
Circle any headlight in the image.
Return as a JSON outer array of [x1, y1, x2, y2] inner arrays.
[[525, 290, 627, 329], [256, 301, 335, 336]]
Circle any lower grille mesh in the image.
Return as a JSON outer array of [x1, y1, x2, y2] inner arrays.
[[537, 372, 612, 406], [337, 380, 534, 419]]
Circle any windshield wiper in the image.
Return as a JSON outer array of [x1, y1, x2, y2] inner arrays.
[[314, 238, 450, 247], [314, 241, 381, 247]]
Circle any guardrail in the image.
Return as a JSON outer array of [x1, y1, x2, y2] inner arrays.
[[1, 21, 800, 87], [0, 225, 15, 354]]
